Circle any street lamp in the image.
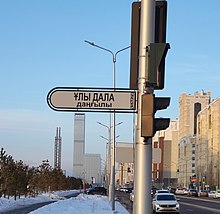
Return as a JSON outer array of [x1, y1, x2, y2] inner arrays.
[[97, 120, 123, 207], [84, 40, 130, 87], [97, 121, 111, 196], [100, 134, 120, 189], [86, 40, 129, 211]]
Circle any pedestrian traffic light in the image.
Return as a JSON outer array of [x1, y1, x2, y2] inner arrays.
[[141, 94, 170, 137]]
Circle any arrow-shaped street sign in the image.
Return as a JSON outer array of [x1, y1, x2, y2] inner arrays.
[[47, 87, 136, 113]]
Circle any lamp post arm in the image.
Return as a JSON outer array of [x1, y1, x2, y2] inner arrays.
[[84, 40, 114, 62], [85, 40, 130, 64], [114, 46, 130, 63], [97, 121, 110, 131], [110, 121, 123, 129]]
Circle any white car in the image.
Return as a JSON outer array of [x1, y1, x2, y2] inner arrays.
[[152, 193, 180, 213], [214, 190, 220, 198], [208, 191, 217, 198], [156, 189, 169, 194], [175, 188, 188, 195]]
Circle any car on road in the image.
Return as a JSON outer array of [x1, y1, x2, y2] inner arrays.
[[188, 189, 198, 197], [198, 190, 208, 197], [156, 189, 169, 194], [208, 190, 217, 198], [151, 186, 158, 195], [86, 186, 107, 195], [175, 188, 188, 195], [152, 193, 180, 213], [119, 187, 133, 193], [169, 188, 177, 194], [213, 190, 220, 199]]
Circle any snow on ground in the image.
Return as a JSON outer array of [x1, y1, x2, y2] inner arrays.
[[0, 190, 129, 214]]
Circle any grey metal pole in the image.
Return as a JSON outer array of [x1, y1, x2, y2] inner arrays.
[[111, 47, 129, 210], [97, 121, 122, 209], [134, 0, 155, 213], [112, 111, 116, 210], [85, 40, 129, 211], [97, 122, 112, 201], [111, 120, 123, 210]]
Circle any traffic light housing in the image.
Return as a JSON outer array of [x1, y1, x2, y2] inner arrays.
[[130, 1, 168, 90], [147, 43, 170, 89], [141, 94, 170, 137]]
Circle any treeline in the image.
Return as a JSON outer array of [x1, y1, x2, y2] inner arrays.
[[0, 148, 82, 200]]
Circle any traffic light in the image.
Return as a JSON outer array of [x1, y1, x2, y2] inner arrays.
[[127, 167, 131, 173], [129, 1, 141, 90], [141, 93, 170, 137], [202, 176, 206, 184], [130, 1, 168, 90], [147, 43, 170, 89]]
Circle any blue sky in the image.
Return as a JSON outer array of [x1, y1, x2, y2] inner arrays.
[[0, 0, 220, 175]]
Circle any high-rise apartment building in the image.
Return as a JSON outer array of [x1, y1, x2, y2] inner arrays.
[[73, 113, 101, 184], [115, 142, 134, 186], [197, 96, 220, 189], [73, 113, 85, 178], [179, 91, 211, 140], [84, 154, 101, 184], [178, 91, 211, 188], [152, 119, 179, 188]]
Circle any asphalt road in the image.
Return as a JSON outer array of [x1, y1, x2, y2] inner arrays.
[[177, 195, 220, 214], [115, 191, 220, 214]]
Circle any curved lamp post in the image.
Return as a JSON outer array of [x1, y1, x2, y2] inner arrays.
[[86, 40, 129, 211], [97, 120, 123, 209], [100, 134, 120, 189]]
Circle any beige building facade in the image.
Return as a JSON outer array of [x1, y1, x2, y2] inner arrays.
[[115, 142, 134, 187], [178, 91, 211, 188], [179, 91, 211, 140], [152, 119, 179, 188], [197, 97, 220, 190], [178, 136, 196, 187]]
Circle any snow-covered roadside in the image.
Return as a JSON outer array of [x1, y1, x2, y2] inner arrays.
[[0, 191, 129, 214], [0, 190, 79, 213], [30, 194, 129, 214]]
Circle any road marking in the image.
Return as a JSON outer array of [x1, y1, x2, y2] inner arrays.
[[177, 195, 220, 204], [180, 201, 220, 213]]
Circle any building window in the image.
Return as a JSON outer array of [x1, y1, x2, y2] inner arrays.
[[209, 114, 211, 129], [192, 163, 195, 167], [192, 170, 195, 174], [194, 103, 201, 135], [192, 150, 195, 154], [192, 157, 195, 161]]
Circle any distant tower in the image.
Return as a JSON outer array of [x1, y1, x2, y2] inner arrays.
[[54, 127, 62, 169], [73, 113, 85, 178]]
